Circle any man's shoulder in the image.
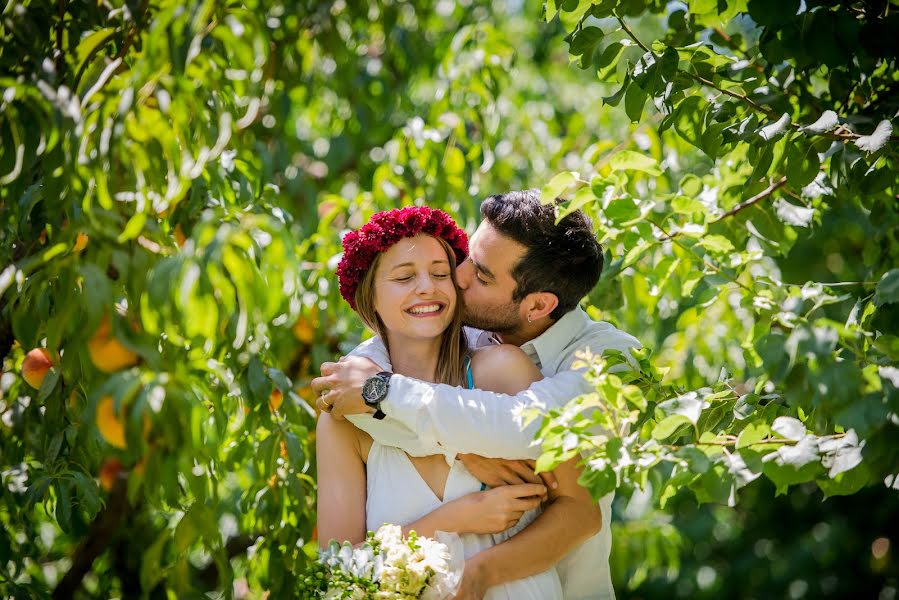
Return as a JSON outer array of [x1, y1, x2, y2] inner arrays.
[[564, 309, 641, 351], [554, 310, 641, 371]]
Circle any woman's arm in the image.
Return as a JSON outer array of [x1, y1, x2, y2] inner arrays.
[[316, 412, 368, 547], [400, 483, 547, 539]]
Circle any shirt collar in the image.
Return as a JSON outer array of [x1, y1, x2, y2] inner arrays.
[[520, 307, 590, 372]]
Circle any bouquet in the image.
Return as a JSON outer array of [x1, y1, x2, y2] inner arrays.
[[298, 524, 465, 599]]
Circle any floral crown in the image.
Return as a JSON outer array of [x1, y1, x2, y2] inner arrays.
[[337, 206, 468, 309]]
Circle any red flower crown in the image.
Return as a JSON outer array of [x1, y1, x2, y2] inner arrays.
[[337, 206, 468, 309]]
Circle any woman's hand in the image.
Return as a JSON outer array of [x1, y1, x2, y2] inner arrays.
[[439, 483, 546, 534]]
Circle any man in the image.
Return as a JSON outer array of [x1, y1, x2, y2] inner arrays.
[[313, 190, 640, 599]]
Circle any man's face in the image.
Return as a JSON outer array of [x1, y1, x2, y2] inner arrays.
[[456, 221, 526, 334]]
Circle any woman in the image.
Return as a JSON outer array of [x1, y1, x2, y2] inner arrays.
[[316, 207, 599, 598]]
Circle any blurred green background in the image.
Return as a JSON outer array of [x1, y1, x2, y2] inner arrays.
[[1, 0, 897, 597]]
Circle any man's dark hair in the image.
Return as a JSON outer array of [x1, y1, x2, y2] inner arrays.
[[480, 189, 603, 321]]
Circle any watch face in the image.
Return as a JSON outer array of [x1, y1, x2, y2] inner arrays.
[[363, 377, 387, 403]]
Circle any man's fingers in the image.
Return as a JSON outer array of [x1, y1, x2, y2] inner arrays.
[[316, 394, 333, 413], [310, 374, 335, 394], [506, 460, 542, 485], [320, 362, 338, 376], [538, 470, 559, 490]]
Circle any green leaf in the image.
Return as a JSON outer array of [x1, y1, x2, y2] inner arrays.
[[699, 234, 735, 254], [673, 96, 704, 149], [679, 173, 703, 196], [75, 27, 116, 80], [671, 195, 706, 215], [38, 367, 61, 403], [603, 74, 630, 107], [117, 213, 147, 243], [652, 414, 691, 440], [541, 171, 580, 204], [624, 82, 648, 123], [609, 150, 662, 176], [569, 27, 604, 68], [736, 422, 771, 449], [605, 197, 641, 224], [855, 119, 893, 153], [784, 142, 821, 188], [70, 471, 101, 517], [56, 483, 72, 532], [594, 42, 625, 81], [748, 0, 801, 26], [443, 145, 465, 175], [556, 186, 597, 221], [874, 269, 899, 307]]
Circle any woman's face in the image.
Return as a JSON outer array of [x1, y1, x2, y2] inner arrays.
[[373, 234, 457, 343]]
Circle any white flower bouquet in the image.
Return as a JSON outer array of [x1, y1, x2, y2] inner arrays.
[[299, 525, 465, 599]]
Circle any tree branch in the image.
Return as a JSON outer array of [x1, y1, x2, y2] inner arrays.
[[614, 16, 899, 144], [710, 176, 787, 223], [52, 479, 131, 599]]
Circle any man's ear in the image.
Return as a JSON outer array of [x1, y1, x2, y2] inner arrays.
[[525, 291, 559, 321]]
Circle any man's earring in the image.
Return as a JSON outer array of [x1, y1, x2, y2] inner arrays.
[[527, 314, 532, 324]]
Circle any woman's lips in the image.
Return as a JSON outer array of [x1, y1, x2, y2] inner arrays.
[[404, 302, 446, 317]]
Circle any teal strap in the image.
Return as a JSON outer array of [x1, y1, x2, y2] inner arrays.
[[463, 355, 474, 389]]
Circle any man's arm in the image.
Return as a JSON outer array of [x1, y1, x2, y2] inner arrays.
[[313, 360, 593, 459], [455, 457, 602, 597]]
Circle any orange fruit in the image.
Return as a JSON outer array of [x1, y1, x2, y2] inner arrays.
[[173, 224, 186, 248], [269, 389, 284, 413], [96, 395, 126, 449], [73, 232, 89, 252], [88, 314, 139, 373], [22, 348, 54, 389]]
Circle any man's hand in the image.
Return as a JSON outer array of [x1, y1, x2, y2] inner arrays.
[[310, 356, 382, 419], [452, 555, 490, 600], [457, 455, 558, 490]]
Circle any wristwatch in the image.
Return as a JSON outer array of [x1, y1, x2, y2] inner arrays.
[[361, 371, 391, 420]]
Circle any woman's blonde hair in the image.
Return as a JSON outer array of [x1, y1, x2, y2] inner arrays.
[[353, 235, 469, 386]]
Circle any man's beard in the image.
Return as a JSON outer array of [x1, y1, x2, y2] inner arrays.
[[462, 300, 521, 334]]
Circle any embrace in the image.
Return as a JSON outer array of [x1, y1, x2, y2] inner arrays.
[[312, 190, 640, 599]]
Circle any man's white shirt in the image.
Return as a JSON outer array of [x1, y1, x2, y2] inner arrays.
[[347, 307, 640, 600]]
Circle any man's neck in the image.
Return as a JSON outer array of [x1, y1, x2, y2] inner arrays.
[[495, 320, 554, 347]]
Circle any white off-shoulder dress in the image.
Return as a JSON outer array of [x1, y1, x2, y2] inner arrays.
[[365, 439, 563, 599]]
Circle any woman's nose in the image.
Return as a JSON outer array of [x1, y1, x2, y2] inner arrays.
[[415, 272, 436, 294]]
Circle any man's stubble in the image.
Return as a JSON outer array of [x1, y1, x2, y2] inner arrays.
[[460, 297, 521, 336]]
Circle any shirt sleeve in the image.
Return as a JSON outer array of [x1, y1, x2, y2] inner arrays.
[[382, 369, 594, 459], [344, 337, 440, 457], [346, 336, 392, 370]]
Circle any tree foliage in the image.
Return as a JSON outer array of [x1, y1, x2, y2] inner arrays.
[[0, 0, 896, 597]]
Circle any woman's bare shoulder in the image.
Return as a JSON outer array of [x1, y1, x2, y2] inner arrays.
[[316, 412, 373, 462], [470, 344, 542, 394]]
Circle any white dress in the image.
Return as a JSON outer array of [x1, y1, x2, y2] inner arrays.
[[365, 440, 563, 599]]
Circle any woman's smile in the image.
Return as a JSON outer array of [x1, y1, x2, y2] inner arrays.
[[405, 302, 446, 317]]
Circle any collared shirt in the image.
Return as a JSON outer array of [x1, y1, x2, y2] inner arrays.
[[347, 307, 640, 600]]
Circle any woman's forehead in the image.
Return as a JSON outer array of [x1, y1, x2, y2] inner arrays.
[[381, 235, 448, 265]]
